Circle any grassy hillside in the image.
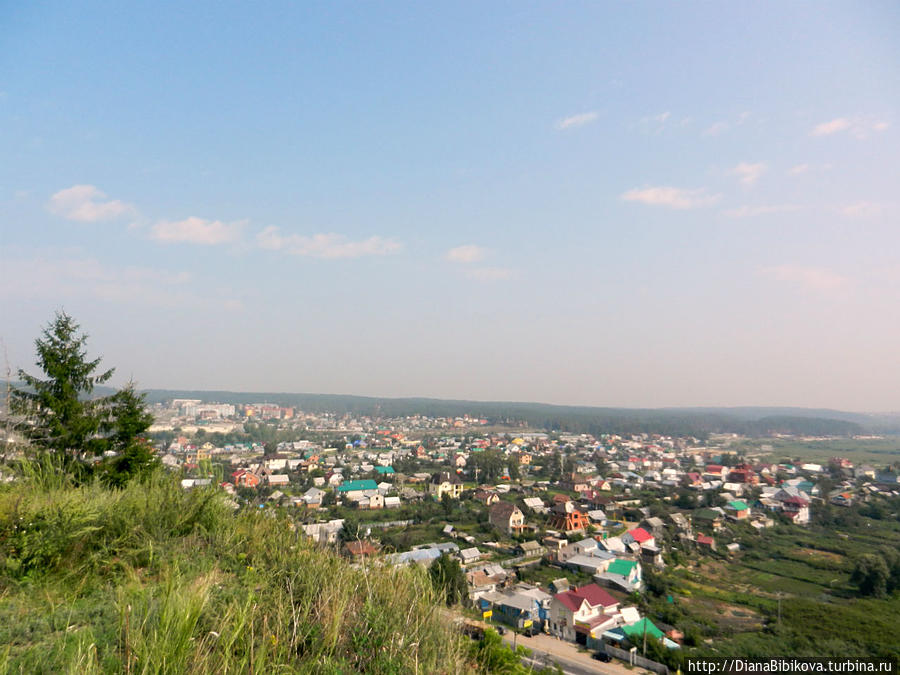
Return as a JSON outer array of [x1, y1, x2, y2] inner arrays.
[[0, 466, 474, 674]]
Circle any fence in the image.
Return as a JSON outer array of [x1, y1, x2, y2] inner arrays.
[[603, 644, 669, 675]]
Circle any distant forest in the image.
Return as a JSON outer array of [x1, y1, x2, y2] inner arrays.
[[134, 389, 892, 439]]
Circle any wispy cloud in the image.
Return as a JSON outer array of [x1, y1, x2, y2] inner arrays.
[[840, 201, 886, 218], [621, 186, 720, 210], [257, 226, 402, 259], [150, 217, 244, 245], [446, 244, 487, 264], [788, 163, 809, 175], [48, 185, 136, 222], [555, 111, 598, 130], [0, 254, 216, 309], [702, 121, 729, 137], [810, 118, 851, 136], [761, 264, 849, 292], [643, 111, 670, 124], [702, 112, 751, 137], [722, 204, 801, 218], [465, 266, 514, 281], [810, 116, 889, 139], [729, 161, 767, 187]]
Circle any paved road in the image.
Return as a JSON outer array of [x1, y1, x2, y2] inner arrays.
[[501, 631, 646, 675]]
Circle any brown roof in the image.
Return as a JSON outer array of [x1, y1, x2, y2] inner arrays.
[[345, 540, 379, 556], [490, 502, 520, 519]]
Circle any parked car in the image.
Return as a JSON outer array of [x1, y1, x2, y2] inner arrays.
[[495, 626, 506, 636], [592, 651, 611, 662], [521, 626, 540, 637]]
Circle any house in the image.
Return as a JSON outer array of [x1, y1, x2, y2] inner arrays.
[[830, 492, 853, 507], [459, 547, 483, 565], [547, 503, 591, 534], [300, 486, 325, 508], [623, 527, 655, 549], [601, 558, 642, 589], [517, 540, 544, 558], [428, 472, 463, 500], [725, 500, 750, 520], [344, 540, 379, 561], [488, 585, 552, 629], [268, 474, 290, 487], [559, 537, 599, 563], [597, 536, 627, 554], [522, 497, 546, 513], [474, 490, 500, 506], [336, 479, 379, 499], [384, 495, 401, 509], [548, 584, 620, 644], [696, 534, 716, 551], [693, 508, 724, 531], [489, 502, 526, 534], [780, 496, 810, 524], [564, 552, 615, 576], [232, 469, 260, 488], [669, 512, 693, 538], [639, 517, 666, 539]]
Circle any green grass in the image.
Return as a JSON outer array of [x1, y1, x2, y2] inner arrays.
[[662, 511, 900, 660], [0, 467, 478, 674]]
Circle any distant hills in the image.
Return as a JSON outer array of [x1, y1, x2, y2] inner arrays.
[[7, 382, 899, 438], [136, 388, 900, 438]]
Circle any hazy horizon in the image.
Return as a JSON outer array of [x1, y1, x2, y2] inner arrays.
[[2, 2, 899, 411]]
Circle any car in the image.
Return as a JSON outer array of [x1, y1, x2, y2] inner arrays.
[[495, 626, 506, 636], [522, 626, 540, 637], [592, 651, 612, 662]]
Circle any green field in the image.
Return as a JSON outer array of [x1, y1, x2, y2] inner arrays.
[[734, 437, 900, 464], [651, 505, 900, 660]]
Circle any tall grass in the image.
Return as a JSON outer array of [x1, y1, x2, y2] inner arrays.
[[0, 466, 473, 673]]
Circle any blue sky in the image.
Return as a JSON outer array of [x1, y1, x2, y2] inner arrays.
[[2, 2, 899, 410]]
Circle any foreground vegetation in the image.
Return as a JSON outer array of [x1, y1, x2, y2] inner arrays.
[[0, 465, 480, 674]]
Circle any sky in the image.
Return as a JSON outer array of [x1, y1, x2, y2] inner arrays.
[[2, 2, 899, 411]]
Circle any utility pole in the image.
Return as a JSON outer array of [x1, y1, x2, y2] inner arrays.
[[642, 619, 648, 656]]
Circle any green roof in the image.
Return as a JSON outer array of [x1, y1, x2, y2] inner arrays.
[[622, 618, 664, 641], [375, 466, 395, 474], [608, 559, 636, 576], [336, 479, 378, 493], [728, 500, 749, 511]]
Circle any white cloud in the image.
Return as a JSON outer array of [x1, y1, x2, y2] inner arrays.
[[150, 217, 244, 245], [722, 204, 801, 218], [465, 266, 514, 281], [702, 121, 729, 137], [788, 164, 809, 175], [446, 245, 487, 264], [555, 111, 598, 130], [762, 264, 849, 292], [810, 117, 888, 138], [257, 226, 402, 259], [621, 186, 720, 210], [729, 162, 767, 186], [48, 184, 135, 222], [810, 118, 851, 136]]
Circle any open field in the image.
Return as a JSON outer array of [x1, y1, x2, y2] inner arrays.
[[734, 437, 900, 464], [654, 509, 900, 659]]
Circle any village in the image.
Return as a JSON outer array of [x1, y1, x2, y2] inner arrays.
[[152, 399, 900, 669]]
